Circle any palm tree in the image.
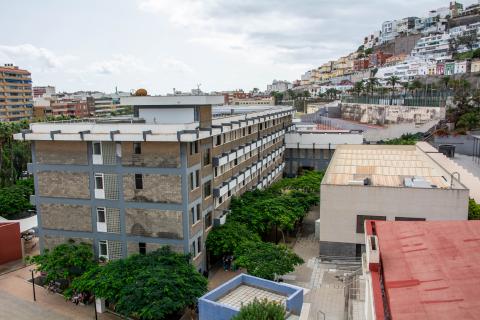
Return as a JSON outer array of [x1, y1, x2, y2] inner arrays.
[[353, 81, 364, 97], [387, 76, 400, 104], [366, 77, 379, 98]]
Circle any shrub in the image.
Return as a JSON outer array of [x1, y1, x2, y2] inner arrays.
[[232, 298, 286, 320]]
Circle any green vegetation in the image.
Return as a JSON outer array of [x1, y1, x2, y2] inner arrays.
[[446, 79, 480, 131], [0, 177, 34, 219], [383, 133, 423, 145], [364, 48, 373, 55], [234, 241, 304, 280], [232, 298, 286, 320], [28, 240, 96, 287], [207, 171, 324, 280], [205, 221, 261, 257], [453, 48, 480, 60], [69, 247, 207, 320], [468, 199, 480, 220]]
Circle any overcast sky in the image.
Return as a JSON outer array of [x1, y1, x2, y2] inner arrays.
[[0, 0, 475, 94]]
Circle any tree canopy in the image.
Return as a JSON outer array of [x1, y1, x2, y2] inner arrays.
[[0, 177, 34, 218], [232, 298, 286, 320], [234, 241, 304, 280], [205, 221, 261, 257], [28, 240, 96, 286], [69, 246, 207, 320]]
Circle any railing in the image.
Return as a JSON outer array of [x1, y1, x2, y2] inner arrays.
[[341, 94, 450, 107]]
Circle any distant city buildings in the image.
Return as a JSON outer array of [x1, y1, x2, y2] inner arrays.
[[33, 85, 55, 98], [266, 80, 292, 93], [0, 64, 33, 122]]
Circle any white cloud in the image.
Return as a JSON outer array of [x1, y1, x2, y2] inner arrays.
[[89, 54, 149, 75], [160, 58, 194, 74], [0, 44, 75, 70]]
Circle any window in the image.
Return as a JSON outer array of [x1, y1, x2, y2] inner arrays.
[[395, 217, 426, 221], [203, 180, 212, 198], [190, 170, 200, 190], [203, 148, 211, 165], [135, 174, 143, 190], [99, 240, 108, 257], [133, 142, 141, 155], [242, 128, 246, 136], [93, 142, 102, 155], [95, 174, 103, 189], [216, 135, 222, 146], [191, 204, 201, 224], [248, 126, 252, 135], [139, 242, 146, 255], [356, 215, 386, 233], [204, 211, 213, 229], [197, 236, 202, 254], [214, 167, 218, 177], [190, 141, 198, 155], [97, 207, 106, 223]]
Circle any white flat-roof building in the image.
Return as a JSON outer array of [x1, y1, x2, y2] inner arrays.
[[319, 143, 469, 257]]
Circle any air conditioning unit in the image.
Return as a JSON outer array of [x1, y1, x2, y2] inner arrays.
[[214, 211, 229, 226]]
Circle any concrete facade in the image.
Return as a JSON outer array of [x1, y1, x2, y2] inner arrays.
[[319, 144, 469, 256], [18, 97, 294, 271]]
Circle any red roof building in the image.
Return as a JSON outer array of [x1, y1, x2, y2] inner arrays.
[[363, 220, 480, 320]]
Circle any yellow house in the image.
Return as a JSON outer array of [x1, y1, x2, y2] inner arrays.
[[471, 59, 480, 73]]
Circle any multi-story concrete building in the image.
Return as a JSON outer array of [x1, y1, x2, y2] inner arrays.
[[319, 143, 469, 257], [15, 95, 294, 272], [33, 86, 56, 98], [411, 33, 452, 60], [284, 127, 363, 177], [0, 64, 33, 122], [266, 80, 292, 94]]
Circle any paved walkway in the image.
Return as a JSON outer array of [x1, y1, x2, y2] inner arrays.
[[0, 266, 118, 320], [283, 206, 348, 320]]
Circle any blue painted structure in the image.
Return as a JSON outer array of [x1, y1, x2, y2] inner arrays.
[[198, 273, 303, 320]]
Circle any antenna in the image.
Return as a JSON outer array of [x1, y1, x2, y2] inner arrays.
[[196, 83, 202, 95]]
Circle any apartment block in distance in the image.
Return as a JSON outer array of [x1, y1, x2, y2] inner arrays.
[[16, 95, 294, 271], [0, 64, 33, 121], [319, 143, 469, 257]]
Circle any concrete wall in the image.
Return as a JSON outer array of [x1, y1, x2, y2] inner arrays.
[[0, 222, 22, 264], [125, 208, 183, 239], [319, 184, 469, 255], [36, 141, 88, 165], [123, 174, 182, 203], [126, 242, 184, 256], [432, 135, 475, 156], [121, 142, 180, 168], [40, 203, 92, 232], [341, 103, 441, 125], [37, 171, 90, 199], [43, 235, 93, 250]]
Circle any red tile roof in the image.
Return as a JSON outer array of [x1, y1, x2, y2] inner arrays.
[[370, 221, 480, 320], [0, 67, 31, 75]]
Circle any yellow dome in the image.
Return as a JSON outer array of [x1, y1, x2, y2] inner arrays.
[[134, 88, 148, 96]]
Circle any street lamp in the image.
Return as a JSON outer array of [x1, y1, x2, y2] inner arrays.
[[30, 269, 36, 302]]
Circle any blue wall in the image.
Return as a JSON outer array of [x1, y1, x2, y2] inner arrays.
[[198, 273, 304, 320]]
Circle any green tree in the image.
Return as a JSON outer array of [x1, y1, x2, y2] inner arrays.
[[366, 77, 379, 97], [0, 182, 34, 218], [457, 112, 480, 130], [28, 240, 96, 287], [232, 298, 286, 320], [206, 221, 261, 257], [353, 81, 365, 96], [468, 199, 480, 220], [364, 48, 373, 55], [70, 247, 207, 320], [234, 241, 304, 280]]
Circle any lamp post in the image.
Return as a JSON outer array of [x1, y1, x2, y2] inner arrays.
[[93, 295, 98, 320], [30, 269, 36, 302]]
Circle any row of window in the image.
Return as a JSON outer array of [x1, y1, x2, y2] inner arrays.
[[93, 142, 141, 156], [191, 204, 213, 229], [98, 241, 147, 259], [94, 173, 143, 190]]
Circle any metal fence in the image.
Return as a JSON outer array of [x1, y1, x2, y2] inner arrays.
[[341, 94, 449, 107]]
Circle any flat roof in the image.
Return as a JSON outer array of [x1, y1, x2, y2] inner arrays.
[[14, 105, 294, 142], [374, 220, 480, 319], [216, 284, 287, 309], [120, 95, 224, 106], [323, 144, 465, 189]]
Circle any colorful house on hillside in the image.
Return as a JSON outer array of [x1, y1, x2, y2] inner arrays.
[[444, 61, 455, 75], [471, 59, 480, 73], [436, 62, 445, 75], [454, 60, 471, 74]]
